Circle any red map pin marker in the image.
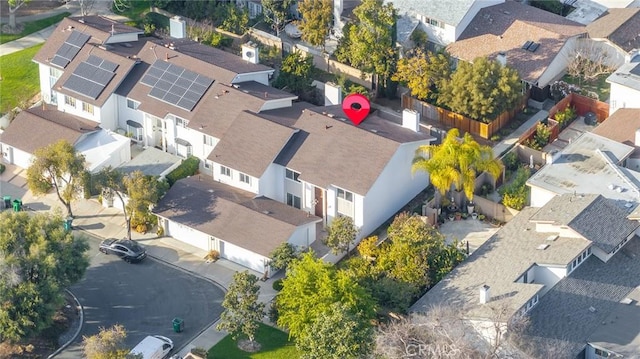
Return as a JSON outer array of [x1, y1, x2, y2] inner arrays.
[[342, 94, 370, 126]]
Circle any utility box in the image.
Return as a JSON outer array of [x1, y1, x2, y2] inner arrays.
[[172, 317, 184, 333]]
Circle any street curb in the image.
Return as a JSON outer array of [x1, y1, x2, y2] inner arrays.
[[48, 289, 84, 359]]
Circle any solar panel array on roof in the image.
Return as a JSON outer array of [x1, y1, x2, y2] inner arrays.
[[140, 60, 214, 111], [62, 55, 118, 99], [50, 31, 90, 69]]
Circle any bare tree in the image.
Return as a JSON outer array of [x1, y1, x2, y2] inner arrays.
[[78, 0, 97, 16], [566, 42, 615, 83]]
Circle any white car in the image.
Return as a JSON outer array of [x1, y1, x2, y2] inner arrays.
[[128, 335, 174, 359]]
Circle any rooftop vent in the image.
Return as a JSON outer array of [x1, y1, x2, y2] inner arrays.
[[546, 235, 558, 241], [537, 244, 550, 250], [262, 210, 271, 215], [589, 306, 597, 313], [522, 41, 539, 52], [620, 297, 633, 305], [479, 285, 490, 304]]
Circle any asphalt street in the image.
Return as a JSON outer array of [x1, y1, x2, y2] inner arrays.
[[56, 233, 225, 358]]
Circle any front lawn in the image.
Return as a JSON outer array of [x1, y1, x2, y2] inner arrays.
[[561, 73, 611, 102], [0, 43, 43, 116], [208, 323, 300, 359], [0, 12, 71, 44]]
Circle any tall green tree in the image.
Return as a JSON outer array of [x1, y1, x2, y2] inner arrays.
[[298, 0, 333, 49], [296, 302, 374, 359], [218, 3, 250, 35], [276, 252, 375, 339], [216, 271, 265, 346], [0, 212, 89, 342], [274, 51, 315, 98], [392, 49, 452, 102], [269, 242, 298, 272], [262, 0, 295, 36], [324, 216, 358, 255], [83, 324, 134, 359], [7, 0, 31, 29], [26, 139, 87, 217], [438, 57, 522, 122], [412, 128, 502, 203], [344, 0, 397, 95]]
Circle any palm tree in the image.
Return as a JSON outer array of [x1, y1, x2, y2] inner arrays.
[[412, 128, 502, 207]]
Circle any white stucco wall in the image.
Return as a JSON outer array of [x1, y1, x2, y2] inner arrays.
[[361, 141, 430, 238], [212, 162, 259, 194], [117, 96, 144, 131], [1, 145, 32, 169], [231, 71, 272, 86], [260, 99, 294, 111], [609, 82, 640, 115], [100, 96, 117, 130], [38, 63, 62, 105], [528, 185, 557, 207], [533, 265, 565, 295], [538, 37, 579, 88], [260, 163, 285, 200], [423, 21, 455, 46], [325, 186, 365, 235], [288, 223, 318, 250]]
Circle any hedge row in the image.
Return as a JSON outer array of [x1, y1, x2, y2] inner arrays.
[[166, 156, 200, 186]]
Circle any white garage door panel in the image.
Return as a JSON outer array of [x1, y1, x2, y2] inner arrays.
[[166, 220, 209, 251], [220, 241, 265, 273]]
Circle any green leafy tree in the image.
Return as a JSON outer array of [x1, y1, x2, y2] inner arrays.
[[262, 0, 295, 36], [219, 3, 250, 35], [344, 0, 397, 95], [112, 0, 131, 13], [269, 242, 298, 272], [216, 271, 265, 345], [276, 252, 376, 339], [274, 51, 315, 97], [7, 0, 31, 28], [26, 139, 87, 217], [438, 57, 522, 122], [0, 211, 89, 342], [412, 128, 502, 204], [298, 0, 333, 49], [324, 216, 358, 255], [392, 49, 452, 102], [296, 302, 374, 359], [83, 324, 133, 359]]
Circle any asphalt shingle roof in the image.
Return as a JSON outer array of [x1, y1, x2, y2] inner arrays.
[[153, 176, 320, 257], [591, 108, 640, 159], [587, 8, 640, 52], [386, 0, 479, 27]]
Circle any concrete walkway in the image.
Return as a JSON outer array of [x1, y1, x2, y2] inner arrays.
[[492, 109, 549, 158], [0, 163, 279, 357]]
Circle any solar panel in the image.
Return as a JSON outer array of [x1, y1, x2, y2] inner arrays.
[[85, 55, 103, 67], [140, 60, 214, 111], [62, 56, 117, 99], [631, 64, 640, 77], [85, 55, 119, 72], [50, 31, 90, 69]]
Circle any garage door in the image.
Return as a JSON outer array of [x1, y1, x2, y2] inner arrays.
[[220, 240, 266, 273], [165, 220, 209, 251]]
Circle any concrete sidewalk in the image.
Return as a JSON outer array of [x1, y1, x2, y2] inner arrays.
[[0, 164, 279, 357], [492, 109, 549, 158]]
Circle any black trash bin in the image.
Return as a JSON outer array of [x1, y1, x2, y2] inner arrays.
[[12, 199, 22, 212], [3, 196, 11, 209], [172, 317, 184, 333]]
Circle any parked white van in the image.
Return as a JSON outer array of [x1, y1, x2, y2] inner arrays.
[[128, 335, 174, 359]]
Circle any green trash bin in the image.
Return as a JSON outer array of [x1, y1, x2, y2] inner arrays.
[[63, 217, 73, 231], [12, 199, 22, 212], [3, 196, 10, 209], [172, 317, 184, 333]]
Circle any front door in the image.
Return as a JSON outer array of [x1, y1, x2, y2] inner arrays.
[[314, 187, 324, 218]]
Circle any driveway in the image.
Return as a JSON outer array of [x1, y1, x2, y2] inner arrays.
[[439, 219, 500, 254], [56, 233, 225, 358]]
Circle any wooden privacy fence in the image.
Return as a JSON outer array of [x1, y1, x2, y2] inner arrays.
[[402, 94, 527, 139], [548, 92, 609, 123]]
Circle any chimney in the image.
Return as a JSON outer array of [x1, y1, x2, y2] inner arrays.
[[635, 129, 640, 146], [402, 109, 420, 132], [479, 285, 490, 304], [241, 42, 259, 64], [324, 82, 343, 106], [496, 52, 506, 66], [169, 16, 186, 39]]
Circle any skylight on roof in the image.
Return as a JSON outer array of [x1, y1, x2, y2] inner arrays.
[[522, 41, 540, 52]]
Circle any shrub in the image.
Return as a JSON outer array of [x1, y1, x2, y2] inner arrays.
[[205, 249, 220, 261], [0, 164, 5, 174], [499, 167, 531, 210], [135, 223, 148, 233], [272, 279, 284, 291], [533, 122, 552, 149], [502, 188, 527, 210], [210, 32, 232, 48], [166, 156, 200, 186], [554, 105, 577, 129], [502, 152, 519, 172], [156, 226, 164, 237]]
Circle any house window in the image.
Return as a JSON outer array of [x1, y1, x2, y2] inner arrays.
[[65, 96, 76, 108], [127, 99, 139, 110], [287, 193, 301, 209], [82, 102, 94, 114], [220, 166, 231, 177], [587, 247, 592, 255], [336, 188, 354, 217], [176, 117, 188, 128], [286, 169, 300, 182], [594, 348, 610, 358], [203, 134, 214, 146], [239, 173, 251, 185], [204, 160, 211, 169]]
